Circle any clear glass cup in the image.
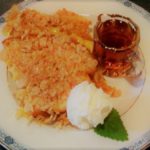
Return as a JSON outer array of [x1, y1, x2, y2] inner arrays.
[[94, 14, 144, 78]]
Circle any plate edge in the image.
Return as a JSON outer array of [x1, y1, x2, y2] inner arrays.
[[0, 0, 150, 150]]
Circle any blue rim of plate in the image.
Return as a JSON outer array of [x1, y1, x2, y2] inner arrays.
[[0, 0, 150, 150]]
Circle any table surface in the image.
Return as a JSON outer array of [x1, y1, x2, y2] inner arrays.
[[0, 0, 150, 150]]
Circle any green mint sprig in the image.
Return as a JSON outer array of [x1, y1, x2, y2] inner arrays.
[[94, 108, 128, 141]]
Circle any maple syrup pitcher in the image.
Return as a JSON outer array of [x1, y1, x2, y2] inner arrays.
[[94, 14, 144, 77]]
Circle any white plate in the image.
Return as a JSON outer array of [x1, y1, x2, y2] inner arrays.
[[0, 0, 150, 149]]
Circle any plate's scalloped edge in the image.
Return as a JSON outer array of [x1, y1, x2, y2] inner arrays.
[[0, 0, 150, 24], [0, 0, 150, 150], [118, 0, 150, 22], [121, 130, 150, 150], [0, 129, 27, 150]]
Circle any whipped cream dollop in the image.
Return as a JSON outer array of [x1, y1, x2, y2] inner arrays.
[[67, 81, 112, 130]]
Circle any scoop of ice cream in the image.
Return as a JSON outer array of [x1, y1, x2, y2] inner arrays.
[[67, 81, 112, 130]]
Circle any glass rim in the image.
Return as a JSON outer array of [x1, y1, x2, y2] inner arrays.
[[95, 14, 140, 51]]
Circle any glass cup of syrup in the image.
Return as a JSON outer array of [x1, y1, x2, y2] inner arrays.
[[94, 14, 144, 77]]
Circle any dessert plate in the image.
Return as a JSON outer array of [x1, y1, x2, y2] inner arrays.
[[0, 0, 150, 149]]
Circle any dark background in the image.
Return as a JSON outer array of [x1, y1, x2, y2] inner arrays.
[[0, 0, 150, 150]]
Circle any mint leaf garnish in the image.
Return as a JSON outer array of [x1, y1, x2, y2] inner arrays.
[[94, 108, 128, 141]]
